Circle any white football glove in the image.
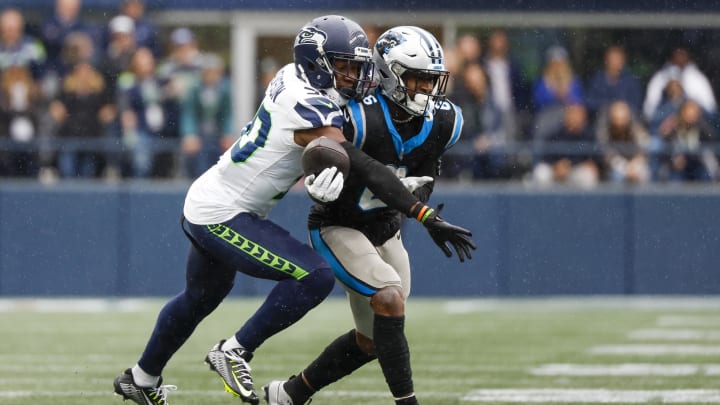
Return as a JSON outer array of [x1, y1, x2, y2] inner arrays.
[[304, 166, 344, 202], [400, 176, 434, 193]]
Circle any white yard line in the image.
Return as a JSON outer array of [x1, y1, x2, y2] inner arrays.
[[0, 298, 150, 312], [706, 365, 720, 375], [463, 389, 720, 403], [656, 315, 720, 327], [444, 297, 720, 313], [589, 344, 720, 355], [628, 329, 720, 340], [530, 363, 720, 376]]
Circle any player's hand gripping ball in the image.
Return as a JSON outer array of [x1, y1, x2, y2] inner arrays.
[[302, 137, 350, 203], [301, 136, 350, 178]]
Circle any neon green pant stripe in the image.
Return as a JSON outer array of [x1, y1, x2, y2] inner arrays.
[[206, 223, 309, 280]]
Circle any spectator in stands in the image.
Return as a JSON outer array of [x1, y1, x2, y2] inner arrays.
[[648, 76, 687, 136], [482, 29, 530, 139], [158, 27, 202, 99], [595, 100, 650, 184], [0, 9, 46, 79], [96, 15, 136, 177], [119, 0, 159, 57], [532, 45, 584, 112], [586, 45, 643, 117], [157, 27, 203, 141], [532, 103, 599, 188], [0, 66, 42, 177], [60, 31, 95, 69], [49, 61, 110, 178], [530, 45, 585, 149], [646, 76, 687, 180], [662, 99, 717, 181], [455, 32, 483, 67], [180, 53, 234, 178], [448, 33, 482, 95], [450, 62, 506, 179], [98, 15, 136, 95], [41, 0, 94, 77], [117, 47, 170, 178], [643, 46, 717, 121]]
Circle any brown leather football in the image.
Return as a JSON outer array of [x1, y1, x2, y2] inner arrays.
[[301, 136, 350, 178]]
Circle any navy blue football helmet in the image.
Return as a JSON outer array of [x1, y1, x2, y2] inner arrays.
[[294, 15, 374, 105]]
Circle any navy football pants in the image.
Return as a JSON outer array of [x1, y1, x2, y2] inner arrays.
[[137, 212, 335, 376]]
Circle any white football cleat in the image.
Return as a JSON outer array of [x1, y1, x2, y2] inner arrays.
[[263, 380, 295, 405]]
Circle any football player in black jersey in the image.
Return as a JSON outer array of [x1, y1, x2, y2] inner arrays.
[[264, 26, 475, 405]]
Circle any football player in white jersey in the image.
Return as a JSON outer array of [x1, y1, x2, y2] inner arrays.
[[114, 15, 474, 405], [264, 26, 473, 405]]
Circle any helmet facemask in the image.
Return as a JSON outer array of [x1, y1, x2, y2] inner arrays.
[[324, 49, 374, 105], [389, 62, 449, 116]]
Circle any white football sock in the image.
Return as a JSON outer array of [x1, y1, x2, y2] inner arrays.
[[221, 335, 245, 352], [131, 364, 160, 388]]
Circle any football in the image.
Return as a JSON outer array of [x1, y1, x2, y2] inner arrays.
[[301, 136, 351, 178]]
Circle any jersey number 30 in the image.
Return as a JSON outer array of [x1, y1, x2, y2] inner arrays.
[[231, 105, 271, 163]]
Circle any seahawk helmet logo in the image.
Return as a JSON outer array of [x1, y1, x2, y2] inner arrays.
[[295, 26, 327, 47], [375, 31, 405, 55], [348, 31, 367, 48]]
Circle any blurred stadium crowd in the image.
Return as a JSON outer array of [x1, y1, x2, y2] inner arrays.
[[0, 0, 232, 181], [1, 0, 719, 186], [441, 30, 720, 187]]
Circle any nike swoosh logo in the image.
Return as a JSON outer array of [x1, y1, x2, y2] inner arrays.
[[318, 100, 334, 109], [230, 377, 255, 397], [237, 384, 254, 397]]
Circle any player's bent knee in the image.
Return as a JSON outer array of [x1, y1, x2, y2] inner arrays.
[[370, 286, 405, 317], [301, 266, 335, 298]]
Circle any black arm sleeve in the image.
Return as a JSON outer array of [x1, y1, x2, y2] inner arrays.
[[412, 157, 438, 203], [414, 183, 434, 203], [340, 141, 420, 217]]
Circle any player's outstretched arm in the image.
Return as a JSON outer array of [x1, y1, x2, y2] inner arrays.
[[338, 139, 476, 262], [296, 127, 477, 261]]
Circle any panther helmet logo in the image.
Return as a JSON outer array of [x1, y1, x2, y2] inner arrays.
[[375, 31, 405, 55]]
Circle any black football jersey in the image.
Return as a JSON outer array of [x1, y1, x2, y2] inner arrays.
[[309, 91, 464, 245]]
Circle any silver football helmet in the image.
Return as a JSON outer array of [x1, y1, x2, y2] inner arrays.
[[373, 26, 449, 116]]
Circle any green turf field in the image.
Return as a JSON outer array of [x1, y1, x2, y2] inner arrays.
[[1, 297, 719, 404]]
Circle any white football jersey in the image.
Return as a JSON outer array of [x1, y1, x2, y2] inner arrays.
[[184, 64, 345, 224]]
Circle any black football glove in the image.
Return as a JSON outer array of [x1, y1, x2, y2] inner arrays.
[[418, 203, 477, 262]]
